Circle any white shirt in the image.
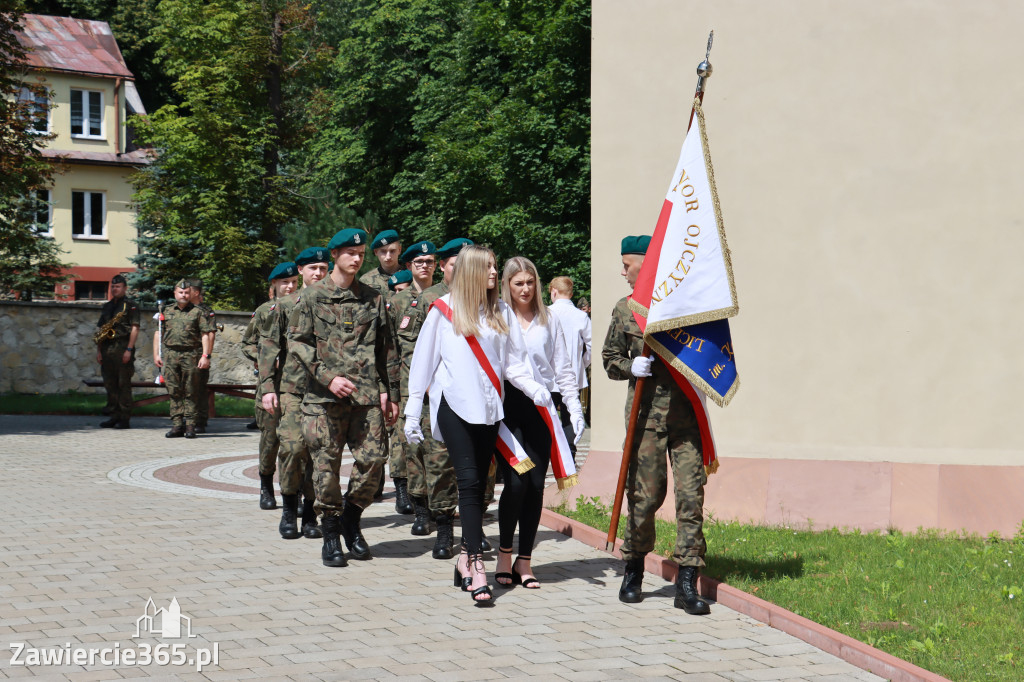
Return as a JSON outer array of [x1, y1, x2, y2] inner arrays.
[[405, 295, 544, 440], [548, 298, 592, 388], [521, 311, 583, 420]]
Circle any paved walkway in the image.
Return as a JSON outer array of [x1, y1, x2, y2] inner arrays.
[[0, 415, 884, 681]]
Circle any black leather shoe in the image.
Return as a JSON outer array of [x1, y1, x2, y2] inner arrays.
[[410, 497, 432, 536], [394, 478, 414, 515], [432, 515, 454, 560], [619, 558, 645, 604], [184, 425, 197, 439], [100, 417, 118, 428], [114, 419, 130, 429], [479, 534, 492, 553], [674, 566, 711, 615], [165, 425, 185, 438], [320, 515, 347, 567], [279, 494, 301, 539], [340, 502, 371, 560], [301, 497, 322, 539], [259, 474, 277, 510]]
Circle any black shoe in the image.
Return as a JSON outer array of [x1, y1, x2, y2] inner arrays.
[[301, 497, 322, 539], [432, 515, 454, 560], [674, 566, 711, 615], [340, 502, 371, 560], [259, 474, 277, 510], [195, 424, 207, 434], [410, 497, 432, 536], [165, 425, 185, 438], [100, 417, 118, 428], [279, 494, 301, 539], [394, 478, 414, 515], [184, 425, 197, 439], [479, 534, 492, 553], [246, 419, 258, 430], [320, 515, 347, 567], [114, 419, 130, 429], [619, 557, 645, 604], [374, 471, 385, 501]]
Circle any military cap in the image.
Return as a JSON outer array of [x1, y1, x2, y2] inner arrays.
[[371, 229, 401, 251], [387, 269, 413, 291], [174, 279, 191, 290], [621, 235, 651, 256], [295, 246, 330, 266], [400, 240, 436, 263], [436, 237, 474, 261], [111, 274, 127, 285], [186, 278, 204, 292], [268, 261, 298, 281], [327, 228, 368, 250]]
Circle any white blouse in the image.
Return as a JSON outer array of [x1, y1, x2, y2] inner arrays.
[[548, 298, 592, 389], [521, 312, 583, 420], [405, 295, 544, 440]]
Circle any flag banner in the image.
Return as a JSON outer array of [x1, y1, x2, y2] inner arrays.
[[646, 318, 737, 408]]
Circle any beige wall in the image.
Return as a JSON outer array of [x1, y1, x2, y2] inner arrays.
[[592, 0, 1024, 467], [45, 72, 123, 153], [50, 164, 138, 269]]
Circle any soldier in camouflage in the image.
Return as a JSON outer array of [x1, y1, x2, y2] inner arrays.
[[187, 280, 217, 433], [154, 280, 211, 439], [96, 274, 140, 429], [601, 235, 710, 615], [288, 228, 401, 567], [241, 262, 298, 512], [261, 247, 330, 540], [358, 229, 403, 296]]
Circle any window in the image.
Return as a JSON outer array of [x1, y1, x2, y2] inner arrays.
[[72, 191, 105, 238], [70, 89, 103, 138], [75, 281, 108, 301], [18, 86, 49, 133], [29, 189, 52, 237]]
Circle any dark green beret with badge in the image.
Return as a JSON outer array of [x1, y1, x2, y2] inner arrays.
[[371, 229, 400, 250], [175, 279, 191, 290], [268, 261, 298, 281], [295, 246, 330, 266], [387, 269, 413, 290], [621, 235, 651, 256], [436, 237, 474, 261], [327, 228, 368, 250], [400, 240, 436, 263]]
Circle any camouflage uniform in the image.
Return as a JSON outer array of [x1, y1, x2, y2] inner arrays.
[[161, 302, 205, 428], [96, 296, 141, 421], [358, 266, 396, 298], [287, 278, 400, 515], [391, 283, 458, 518], [601, 296, 706, 568], [194, 302, 217, 427], [242, 301, 279, 477], [361, 266, 401, 487]]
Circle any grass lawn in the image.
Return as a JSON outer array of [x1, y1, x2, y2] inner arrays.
[[554, 496, 1024, 682], [0, 391, 255, 418]]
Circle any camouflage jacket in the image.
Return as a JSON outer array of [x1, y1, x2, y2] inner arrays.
[[242, 300, 279, 399], [287, 278, 400, 406], [416, 280, 449, 314], [258, 290, 306, 397], [602, 295, 688, 433], [388, 285, 432, 403], [358, 266, 395, 299], [96, 297, 140, 344], [161, 303, 204, 351], [197, 303, 217, 335]]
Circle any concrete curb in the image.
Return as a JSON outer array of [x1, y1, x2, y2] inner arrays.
[[540, 507, 950, 682]]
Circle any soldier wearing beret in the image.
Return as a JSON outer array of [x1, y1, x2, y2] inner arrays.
[[288, 228, 401, 567], [359, 229, 403, 297], [155, 280, 211, 439], [601, 235, 710, 615], [96, 274, 141, 429], [186, 280, 217, 433], [242, 262, 299, 512], [261, 246, 330, 540], [387, 269, 412, 295]]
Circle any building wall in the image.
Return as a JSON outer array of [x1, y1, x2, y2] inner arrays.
[[44, 72, 124, 154], [49, 164, 138, 270]]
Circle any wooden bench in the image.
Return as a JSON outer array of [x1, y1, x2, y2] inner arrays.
[[82, 380, 256, 418]]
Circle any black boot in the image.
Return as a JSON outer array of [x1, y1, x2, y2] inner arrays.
[[165, 424, 184, 438], [619, 557, 645, 604], [340, 502, 371, 560], [184, 424, 197, 439], [432, 514, 454, 560], [410, 497, 432, 536], [674, 566, 711, 615], [100, 417, 118, 428], [279, 494, 301, 539], [114, 419, 130, 429], [394, 478, 414, 515], [301, 497, 322, 539], [259, 474, 277, 510], [480, 534, 492, 552], [320, 515, 347, 567]]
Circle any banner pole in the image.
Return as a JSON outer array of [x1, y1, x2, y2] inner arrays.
[[604, 31, 714, 553]]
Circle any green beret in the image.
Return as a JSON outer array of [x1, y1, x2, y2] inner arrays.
[[387, 269, 413, 290], [268, 261, 298, 281], [436, 237, 473, 261], [400, 240, 436, 263], [327, 228, 368, 250], [174, 279, 191, 290], [621, 235, 651, 256], [187, 278, 203, 292], [295, 246, 330, 267], [371, 229, 400, 250]]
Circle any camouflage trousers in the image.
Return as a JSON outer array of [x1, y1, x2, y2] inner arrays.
[[100, 341, 134, 419], [196, 367, 210, 426], [387, 420, 406, 479], [276, 393, 314, 498], [162, 348, 199, 426], [302, 401, 386, 516], [402, 399, 457, 517], [620, 410, 707, 568], [255, 402, 279, 476]]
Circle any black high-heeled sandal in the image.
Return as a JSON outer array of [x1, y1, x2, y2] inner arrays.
[[453, 554, 471, 592], [513, 555, 539, 589], [468, 555, 493, 606], [495, 548, 515, 588]]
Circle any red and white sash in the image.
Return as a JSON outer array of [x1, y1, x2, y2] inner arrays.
[[431, 299, 578, 490]]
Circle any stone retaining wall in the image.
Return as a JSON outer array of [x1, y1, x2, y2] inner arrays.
[[0, 301, 256, 394]]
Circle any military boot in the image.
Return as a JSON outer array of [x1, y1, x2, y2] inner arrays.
[[410, 496, 432, 536], [619, 557, 645, 604], [320, 515, 347, 567], [301, 497, 322, 539], [259, 474, 277, 510], [278, 494, 301, 539], [340, 502, 371, 560], [114, 419, 130, 429], [674, 566, 711, 615], [184, 425, 197, 439], [165, 425, 185, 438], [394, 477, 414, 515], [432, 514, 454, 560]]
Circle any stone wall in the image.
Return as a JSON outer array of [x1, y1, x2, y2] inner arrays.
[[0, 301, 257, 394]]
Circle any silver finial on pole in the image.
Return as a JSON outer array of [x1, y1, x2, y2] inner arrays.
[[696, 30, 714, 94]]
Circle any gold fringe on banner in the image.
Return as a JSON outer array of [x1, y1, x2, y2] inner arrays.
[[512, 459, 536, 475], [556, 473, 580, 491]]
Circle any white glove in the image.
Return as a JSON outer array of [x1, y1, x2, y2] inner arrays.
[[571, 414, 586, 445], [631, 356, 653, 378], [531, 386, 553, 408], [404, 419, 424, 444]]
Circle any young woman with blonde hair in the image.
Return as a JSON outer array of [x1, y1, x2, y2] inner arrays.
[[404, 245, 551, 605]]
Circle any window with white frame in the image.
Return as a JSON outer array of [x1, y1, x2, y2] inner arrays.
[[18, 86, 49, 133], [72, 190, 105, 238], [29, 189, 53, 237], [70, 89, 104, 138]]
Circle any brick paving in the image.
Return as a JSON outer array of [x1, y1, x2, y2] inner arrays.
[[0, 415, 884, 681]]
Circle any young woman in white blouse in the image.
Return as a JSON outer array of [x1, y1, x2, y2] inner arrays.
[[494, 257, 586, 589], [404, 245, 551, 605]]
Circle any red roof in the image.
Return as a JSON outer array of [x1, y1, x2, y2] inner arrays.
[[42, 148, 152, 167], [17, 14, 134, 79]]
